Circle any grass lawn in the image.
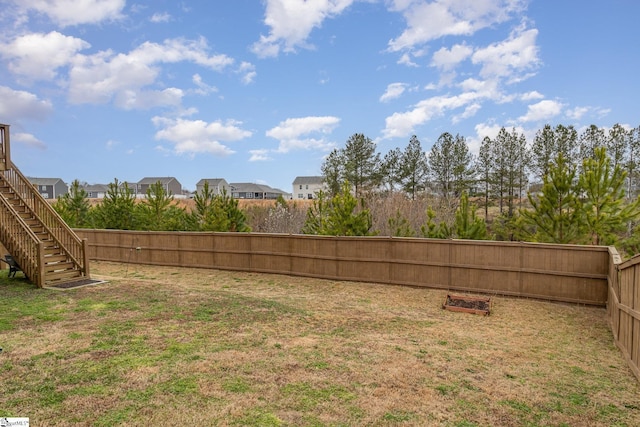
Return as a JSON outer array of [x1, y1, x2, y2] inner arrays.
[[1, 261, 639, 426]]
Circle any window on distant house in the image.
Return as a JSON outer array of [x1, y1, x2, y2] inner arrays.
[[298, 193, 304, 199], [299, 184, 302, 189], [306, 185, 308, 189]]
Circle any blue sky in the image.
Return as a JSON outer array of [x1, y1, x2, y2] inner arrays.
[[1, 0, 639, 193]]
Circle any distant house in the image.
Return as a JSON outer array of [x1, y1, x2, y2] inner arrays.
[[119, 181, 137, 196], [137, 177, 182, 197], [196, 178, 230, 196], [292, 176, 325, 200], [230, 183, 288, 200], [28, 177, 68, 199], [83, 184, 109, 199]]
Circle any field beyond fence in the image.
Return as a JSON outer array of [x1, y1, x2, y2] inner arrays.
[[74, 229, 639, 382]]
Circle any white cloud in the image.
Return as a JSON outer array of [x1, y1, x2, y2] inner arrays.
[[238, 62, 257, 85], [67, 37, 235, 108], [192, 74, 218, 95], [152, 117, 252, 156], [266, 116, 340, 153], [471, 26, 540, 81], [474, 122, 504, 140], [249, 149, 272, 162], [520, 90, 544, 101], [114, 88, 184, 110], [106, 139, 119, 150], [14, 132, 46, 149], [452, 103, 481, 123], [388, 0, 525, 52], [518, 99, 564, 122], [150, 12, 171, 23], [431, 44, 473, 70], [0, 31, 90, 81], [566, 106, 589, 120], [252, 0, 355, 58], [0, 86, 53, 122], [467, 122, 525, 154], [380, 83, 407, 103], [382, 92, 482, 138], [14, 0, 125, 27], [397, 52, 419, 67]]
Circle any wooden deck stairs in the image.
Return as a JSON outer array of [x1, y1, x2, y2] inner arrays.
[[0, 124, 90, 287]]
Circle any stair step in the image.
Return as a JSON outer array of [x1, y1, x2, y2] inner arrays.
[[44, 254, 68, 263], [45, 259, 73, 268], [45, 262, 74, 273], [45, 269, 82, 283]]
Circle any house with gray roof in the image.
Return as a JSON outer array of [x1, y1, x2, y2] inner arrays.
[[196, 178, 230, 196], [292, 176, 325, 200], [137, 177, 182, 197], [83, 184, 110, 199], [28, 177, 68, 199], [230, 183, 288, 200]]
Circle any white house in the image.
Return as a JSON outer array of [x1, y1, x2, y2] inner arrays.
[[292, 176, 325, 199]]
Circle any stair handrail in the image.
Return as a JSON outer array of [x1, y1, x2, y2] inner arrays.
[[1, 163, 86, 274], [0, 190, 43, 287]]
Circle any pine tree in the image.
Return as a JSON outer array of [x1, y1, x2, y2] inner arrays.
[[388, 209, 415, 237], [531, 124, 556, 181], [138, 181, 177, 230], [301, 190, 330, 235], [579, 147, 640, 245], [627, 125, 640, 198], [578, 124, 605, 168], [342, 133, 382, 197], [606, 123, 629, 171], [420, 207, 451, 239], [381, 147, 402, 194], [454, 192, 488, 240], [452, 134, 475, 197], [302, 182, 373, 236], [521, 153, 582, 243], [398, 135, 429, 200], [320, 149, 343, 197], [92, 178, 137, 230], [428, 132, 455, 198], [53, 179, 91, 228], [477, 136, 494, 220]]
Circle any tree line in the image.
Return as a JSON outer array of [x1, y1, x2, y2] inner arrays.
[[52, 123, 640, 257], [321, 124, 640, 210], [314, 124, 640, 252], [54, 180, 250, 232]]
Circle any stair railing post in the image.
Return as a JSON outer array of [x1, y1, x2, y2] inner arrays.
[[82, 238, 90, 278], [37, 240, 45, 288]]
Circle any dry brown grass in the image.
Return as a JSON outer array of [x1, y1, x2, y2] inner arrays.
[[1, 262, 639, 426]]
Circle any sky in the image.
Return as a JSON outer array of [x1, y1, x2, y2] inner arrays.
[[1, 0, 639, 194]]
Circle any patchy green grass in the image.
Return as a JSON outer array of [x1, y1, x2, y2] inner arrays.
[[0, 262, 639, 426]]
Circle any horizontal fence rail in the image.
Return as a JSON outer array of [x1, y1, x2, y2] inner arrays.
[[75, 230, 611, 306]]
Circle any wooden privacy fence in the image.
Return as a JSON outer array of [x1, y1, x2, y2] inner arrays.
[[608, 250, 640, 381], [75, 230, 610, 306]]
